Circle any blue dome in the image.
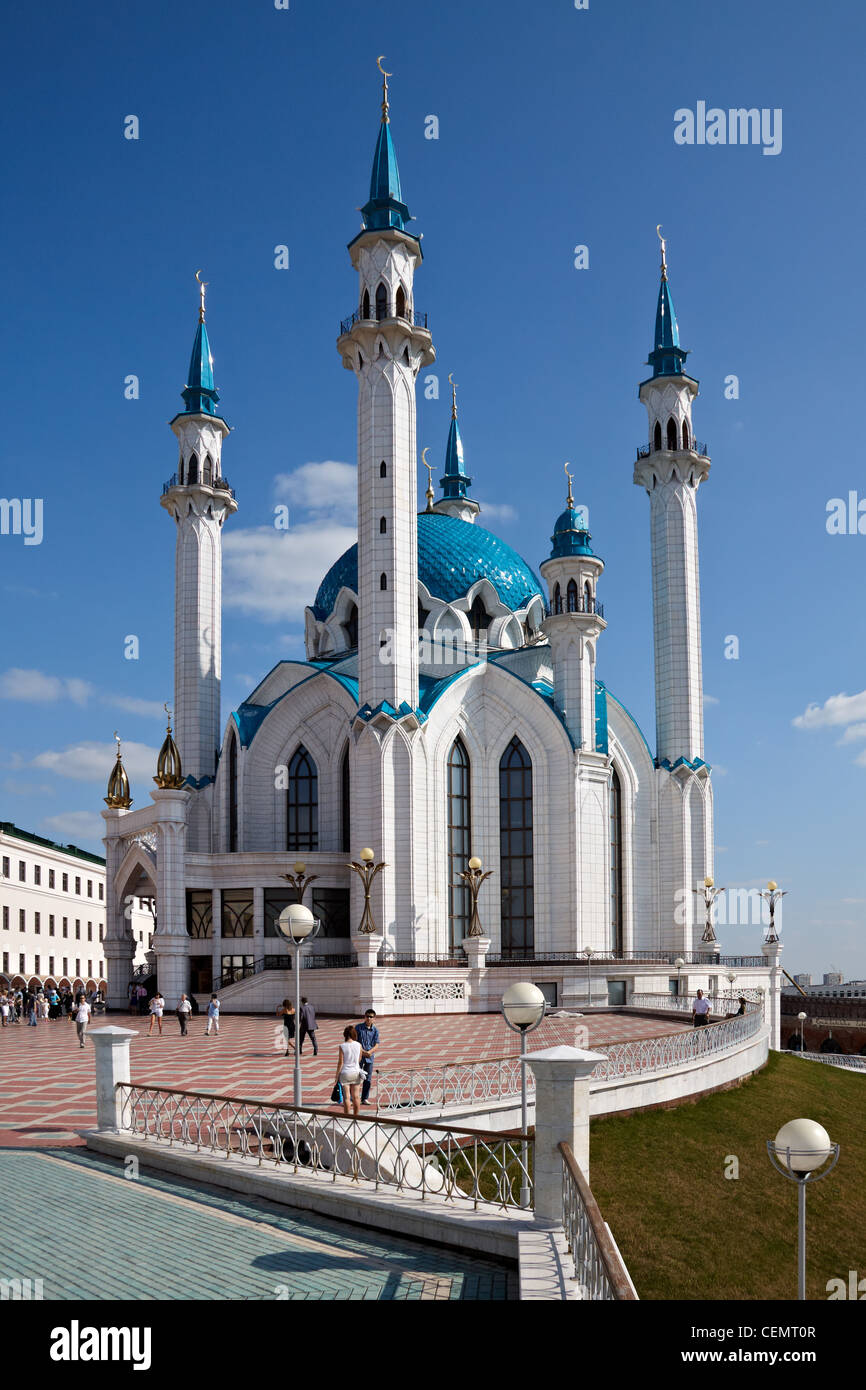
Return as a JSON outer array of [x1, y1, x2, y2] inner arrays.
[[312, 512, 543, 620]]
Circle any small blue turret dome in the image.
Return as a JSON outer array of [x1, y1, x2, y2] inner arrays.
[[550, 506, 596, 559]]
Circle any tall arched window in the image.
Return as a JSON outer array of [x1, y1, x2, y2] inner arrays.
[[499, 737, 534, 954], [379, 516, 387, 534], [362, 288, 370, 318], [553, 582, 562, 615], [345, 604, 358, 649], [610, 767, 623, 953], [375, 282, 388, 320], [469, 596, 491, 642], [287, 746, 318, 851], [666, 417, 678, 450], [379, 460, 387, 478], [228, 729, 238, 852], [566, 579, 578, 613], [447, 738, 471, 947], [682, 419, 690, 449], [380, 572, 387, 590], [584, 580, 593, 610], [340, 744, 351, 854], [188, 452, 199, 484], [203, 454, 212, 485], [653, 421, 662, 452], [395, 284, 406, 318]]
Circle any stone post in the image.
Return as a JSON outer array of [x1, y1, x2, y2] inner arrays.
[[90, 1026, 138, 1132], [761, 940, 783, 1050], [461, 935, 490, 969], [525, 1045, 607, 1223], [352, 933, 383, 969]]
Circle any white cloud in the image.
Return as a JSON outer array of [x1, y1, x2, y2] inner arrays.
[[0, 669, 93, 704], [273, 461, 357, 524], [42, 811, 106, 844], [793, 690, 866, 729], [703, 693, 719, 706], [477, 500, 517, 523], [106, 695, 166, 719], [837, 723, 866, 745], [223, 522, 357, 621], [29, 740, 159, 784]]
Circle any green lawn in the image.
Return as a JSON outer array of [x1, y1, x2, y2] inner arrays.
[[589, 1052, 865, 1301]]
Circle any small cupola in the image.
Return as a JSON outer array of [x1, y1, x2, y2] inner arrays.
[[154, 705, 184, 790], [104, 733, 133, 809]]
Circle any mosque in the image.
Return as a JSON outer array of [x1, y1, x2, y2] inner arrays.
[[100, 66, 779, 1018]]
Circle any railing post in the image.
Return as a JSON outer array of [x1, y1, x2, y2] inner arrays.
[[525, 1046, 607, 1223], [89, 1026, 138, 1132]]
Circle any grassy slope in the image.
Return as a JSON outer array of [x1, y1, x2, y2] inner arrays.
[[588, 1053, 865, 1300]]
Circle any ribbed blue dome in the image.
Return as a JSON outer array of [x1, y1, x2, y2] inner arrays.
[[312, 512, 543, 620]]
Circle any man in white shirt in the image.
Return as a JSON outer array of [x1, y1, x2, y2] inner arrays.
[[75, 998, 91, 1049], [692, 990, 712, 1028], [176, 993, 192, 1036]]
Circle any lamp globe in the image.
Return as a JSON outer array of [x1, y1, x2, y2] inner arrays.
[[502, 981, 546, 1029], [277, 902, 316, 943], [773, 1118, 833, 1176]]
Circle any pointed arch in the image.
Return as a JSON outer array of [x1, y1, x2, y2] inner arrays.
[[340, 743, 351, 854], [553, 582, 562, 615], [682, 418, 690, 450], [344, 603, 358, 650], [447, 736, 471, 948], [610, 765, 623, 952], [395, 284, 406, 318], [188, 452, 199, 484], [287, 745, 318, 851], [653, 420, 662, 452], [203, 454, 213, 486], [468, 595, 491, 641], [379, 460, 387, 478], [362, 288, 370, 319], [566, 578, 578, 613], [666, 417, 678, 450], [375, 282, 388, 320], [380, 572, 387, 590], [584, 579, 593, 609], [379, 515, 387, 534], [499, 736, 534, 953]]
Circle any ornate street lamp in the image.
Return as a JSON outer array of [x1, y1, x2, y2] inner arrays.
[[280, 859, 318, 906], [674, 956, 685, 1002], [759, 880, 787, 943], [693, 876, 724, 945], [276, 903, 321, 1105], [347, 848, 386, 935], [797, 1011, 807, 1052], [456, 856, 493, 938], [501, 982, 546, 1209], [582, 945, 594, 1009], [767, 1118, 839, 1300]]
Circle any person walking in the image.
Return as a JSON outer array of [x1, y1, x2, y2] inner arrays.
[[692, 989, 711, 1028], [176, 994, 192, 1036], [298, 997, 318, 1056], [27, 990, 38, 1028], [1, 994, 9, 1028], [148, 992, 165, 1036], [334, 1025, 372, 1118], [205, 993, 221, 1036], [74, 996, 91, 1049], [276, 999, 295, 1054], [355, 1009, 380, 1106]]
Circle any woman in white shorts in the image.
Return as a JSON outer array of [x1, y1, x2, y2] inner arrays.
[[334, 1025, 371, 1117], [148, 991, 164, 1036]]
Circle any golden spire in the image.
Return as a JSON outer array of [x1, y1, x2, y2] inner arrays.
[[377, 55, 392, 124], [564, 461, 575, 509], [656, 224, 667, 281], [448, 372, 458, 420], [154, 704, 184, 790], [421, 447, 434, 512], [105, 731, 133, 809], [195, 269, 208, 323]]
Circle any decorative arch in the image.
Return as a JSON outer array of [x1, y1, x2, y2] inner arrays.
[[380, 572, 387, 590], [447, 737, 471, 947], [653, 420, 662, 452], [395, 284, 406, 318], [287, 745, 318, 851], [566, 579, 578, 613], [553, 582, 562, 615], [499, 736, 534, 954], [666, 417, 678, 450], [682, 418, 690, 449], [375, 282, 388, 320], [610, 765, 624, 953], [362, 288, 370, 319], [379, 460, 387, 478]]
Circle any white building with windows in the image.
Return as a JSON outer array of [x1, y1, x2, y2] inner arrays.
[[99, 71, 779, 1022]]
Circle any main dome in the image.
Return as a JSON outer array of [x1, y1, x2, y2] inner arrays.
[[312, 511, 543, 620]]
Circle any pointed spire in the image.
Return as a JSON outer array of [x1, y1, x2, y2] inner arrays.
[[421, 448, 435, 512], [646, 226, 689, 379], [105, 732, 133, 809], [361, 58, 411, 233], [154, 705, 184, 790], [180, 271, 222, 416], [440, 375, 473, 502]]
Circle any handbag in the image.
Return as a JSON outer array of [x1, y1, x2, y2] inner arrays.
[[330, 1083, 343, 1104]]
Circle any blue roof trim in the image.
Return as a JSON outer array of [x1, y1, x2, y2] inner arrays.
[[595, 680, 609, 755], [183, 774, 214, 790], [657, 755, 712, 773], [231, 665, 360, 749]]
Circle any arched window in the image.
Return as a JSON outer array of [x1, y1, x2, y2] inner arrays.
[[682, 419, 690, 449], [418, 599, 429, 631], [203, 455, 212, 486], [379, 461, 387, 478], [666, 417, 678, 450], [379, 516, 387, 534], [380, 572, 387, 590], [499, 737, 534, 954], [553, 583, 562, 615], [287, 746, 318, 851], [375, 282, 388, 320], [345, 604, 358, 650], [340, 744, 351, 854], [362, 288, 370, 318], [566, 579, 578, 613], [584, 580, 593, 610], [395, 284, 406, 318], [188, 452, 199, 484], [447, 738, 471, 948], [653, 421, 662, 452], [228, 730, 238, 852], [610, 767, 623, 953], [469, 596, 491, 642]]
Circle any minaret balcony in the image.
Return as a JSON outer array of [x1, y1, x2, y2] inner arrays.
[[544, 595, 604, 619], [636, 440, 707, 461], [340, 306, 429, 335], [162, 473, 236, 500]]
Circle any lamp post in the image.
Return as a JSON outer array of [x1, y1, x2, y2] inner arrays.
[[456, 856, 493, 938], [347, 848, 386, 935], [767, 1118, 839, 1300], [693, 875, 724, 945], [276, 903, 321, 1105], [759, 880, 787, 944], [501, 982, 546, 1208], [280, 860, 318, 906], [674, 956, 685, 1003], [797, 1011, 807, 1052], [726, 970, 736, 1011], [582, 945, 594, 1009]]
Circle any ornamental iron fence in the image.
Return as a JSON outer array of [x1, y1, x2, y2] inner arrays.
[[485, 950, 764, 967], [217, 953, 358, 989], [116, 1083, 531, 1211], [340, 307, 429, 335], [560, 1142, 637, 1300], [635, 440, 708, 461], [790, 1051, 866, 1072]]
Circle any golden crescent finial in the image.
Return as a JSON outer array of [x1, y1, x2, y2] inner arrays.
[[195, 268, 208, 323], [113, 730, 121, 750], [448, 373, 458, 419], [421, 447, 434, 511], [377, 55, 392, 122], [656, 225, 667, 279], [421, 446, 432, 472], [376, 55, 392, 77], [163, 703, 173, 731], [564, 462, 574, 508]]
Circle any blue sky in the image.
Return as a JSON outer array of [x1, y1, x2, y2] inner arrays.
[[2, 0, 865, 978]]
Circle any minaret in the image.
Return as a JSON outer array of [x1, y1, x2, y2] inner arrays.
[[432, 375, 479, 523], [634, 230, 710, 766], [160, 274, 237, 787], [540, 466, 606, 748], [336, 61, 435, 712]]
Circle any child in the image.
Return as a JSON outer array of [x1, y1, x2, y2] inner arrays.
[[205, 993, 221, 1036]]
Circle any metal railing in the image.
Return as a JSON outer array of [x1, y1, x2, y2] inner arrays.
[[375, 1055, 525, 1112], [339, 307, 429, 335], [791, 1051, 866, 1071], [559, 1142, 637, 1300], [589, 998, 763, 1083], [217, 953, 358, 990], [162, 473, 235, 498], [484, 950, 764, 967], [544, 596, 605, 619], [117, 1082, 531, 1211], [635, 439, 708, 461], [379, 952, 468, 969]]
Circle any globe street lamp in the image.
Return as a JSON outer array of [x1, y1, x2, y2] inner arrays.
[[759, 880, 787, 944], [280, 859, 318, 906], [582, 945, 594, 1009], [767, 1118, 840, 1300], [276, 903, 321, 1105], [347, 848, 386, 935], [501, 982, 546, 1208], [456, 856, 493, 938], [797, 1011, 808, 1052], [674, 957, 685, 1003]]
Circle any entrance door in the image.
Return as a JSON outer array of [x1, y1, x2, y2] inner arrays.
[[189, 956, 213, 994]]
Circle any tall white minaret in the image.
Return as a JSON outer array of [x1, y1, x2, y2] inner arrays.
[[634, 231, 710, 767], [160, 275, 237, 787], [336, 61, 435, 712]]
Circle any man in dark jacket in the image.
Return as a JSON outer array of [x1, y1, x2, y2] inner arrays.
[[355, 1010, 380, 1105], [298, 997, 318, 1056]]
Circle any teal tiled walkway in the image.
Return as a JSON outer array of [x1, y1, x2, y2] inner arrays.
[[0, 1150, 515, 1300]]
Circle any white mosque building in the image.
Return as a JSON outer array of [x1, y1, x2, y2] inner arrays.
[[101, 69, 780, 1021]]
